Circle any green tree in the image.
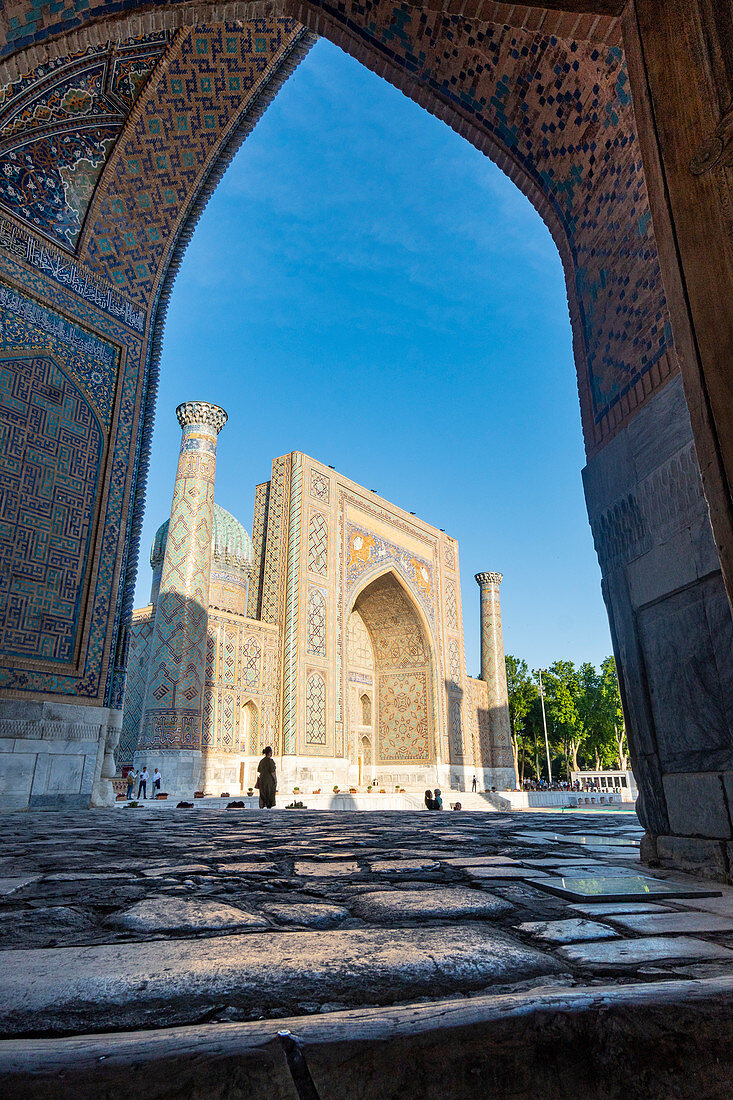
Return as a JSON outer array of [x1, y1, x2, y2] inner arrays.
[[505, 656, 538, 784], [542, 660, 585, 777], [597, 656, 628, 768]]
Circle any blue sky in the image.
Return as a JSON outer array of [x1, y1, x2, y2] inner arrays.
[[135, 37, 613, 676]]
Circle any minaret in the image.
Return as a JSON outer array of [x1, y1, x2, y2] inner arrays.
[[474, 571, 514, 779], [136, 401, 227, 794]]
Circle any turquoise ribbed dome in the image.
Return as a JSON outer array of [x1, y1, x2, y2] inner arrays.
[[211, 504, 254, 571], [151, 504, 253, 572]]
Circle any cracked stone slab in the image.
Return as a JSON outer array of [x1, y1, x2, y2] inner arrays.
[[259, 902, 351, 928], [467, 867, 549, 880], [294, 861, 360, 877], [352, 888, 513, 921], [568, 902, 674, 916], [558, 936, 733, 971], [604, 911, 733, 935], [108, 898, 269, 934], [0, 877, 38, 896], [0, 925, 561, 1037], [140, 865, 212, 877], [217, 862, 279, 875], [370, 859, 440, 873], [517, 918, 619, 945], [440, 856, 520, 867]]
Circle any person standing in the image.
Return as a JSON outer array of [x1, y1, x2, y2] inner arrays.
[[257, 747, 277, 809], [152, 768, 162, 798], [126, 770, 137, 800], [471, 775, 477, 792], [138, 767, 149, 800]]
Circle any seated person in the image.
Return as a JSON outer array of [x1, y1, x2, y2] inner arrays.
[[424, 789, 435, 810]]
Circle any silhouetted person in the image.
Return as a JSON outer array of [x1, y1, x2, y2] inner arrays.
[[257, 747, 277, 809], [424, 789, 435, 810], [471, 775, 477, 792]]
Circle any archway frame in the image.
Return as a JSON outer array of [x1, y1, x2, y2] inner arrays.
[[346, 565, 443, 771]]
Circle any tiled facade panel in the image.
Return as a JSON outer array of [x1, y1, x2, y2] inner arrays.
[[0, 353, 103, 665], [79, 22, 308, 305], [117, 610, 152, 765]]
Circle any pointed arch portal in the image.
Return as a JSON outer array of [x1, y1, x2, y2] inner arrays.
[[351, 572, 435, 768]]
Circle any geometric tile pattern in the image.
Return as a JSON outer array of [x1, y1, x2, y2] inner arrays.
[[0, 352, 103, 664], [310, 468, 330, 502], [305, 670, 326, 746], [242, 635, 261, 689], [448, 638, 461, 689], [261, 455, 290, 625], [378, 669, 430, 763], [118, 611, 152, 765], [245, 699, 259, 755], [282, 456, 302, 754], [306, 586, 327, 658], [247, 481, 269, 619], [307, 511, 328, 576], [449, 697, 464, 761], [81, 21, 306, 305], [445, 580, 458, 631]]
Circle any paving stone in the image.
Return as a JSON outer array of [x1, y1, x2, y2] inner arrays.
[[558, 936, 733, 970], [440, 856, 520, 867], [673, 894, 733, 916], [468, 867, 549, 880], [351, 888, 513, 921], [517, 918, 619, 944], [140, 864, 214, 877], [259, 902, 351, 928], [0, 877, 38, 895], [370, 859, 440, 873], [0, 925, 561, 1036], [568, 902, 674, 916], [604, 911, 733, 935], [108, 898, 268, 934], [217, 862, 279, 875], [294, 861, 360, 877]]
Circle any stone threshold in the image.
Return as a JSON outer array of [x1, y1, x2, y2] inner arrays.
[[0, 978, 731, 1099]]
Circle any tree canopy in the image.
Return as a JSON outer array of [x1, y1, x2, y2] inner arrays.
[[505, 654, 628, 781]]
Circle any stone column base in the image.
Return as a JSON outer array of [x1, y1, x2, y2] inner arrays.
[[0, 701, 119, 811]]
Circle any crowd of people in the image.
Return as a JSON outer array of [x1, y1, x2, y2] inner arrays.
[[520, 778, 581, 792]]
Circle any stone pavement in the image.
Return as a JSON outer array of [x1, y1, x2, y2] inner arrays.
[[1, 806, 732, 1097]]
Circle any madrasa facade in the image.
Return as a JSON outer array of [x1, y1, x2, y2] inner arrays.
[[119, 401, 515, 797]]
